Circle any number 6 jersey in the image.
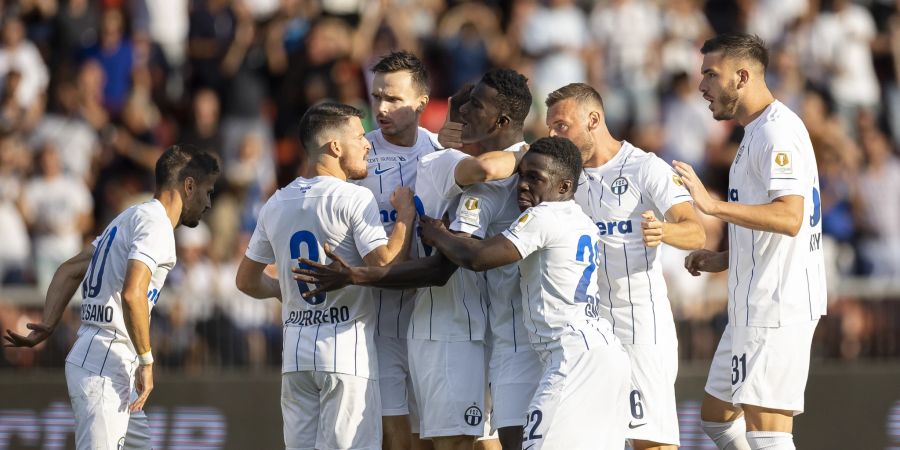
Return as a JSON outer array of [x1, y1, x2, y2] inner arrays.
[[66, 199, 176, 387], [245, 176, 389, 379]]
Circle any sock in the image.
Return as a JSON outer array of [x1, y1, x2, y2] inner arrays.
[[701, 417, 752, 450], [746, 431, 795, 449]]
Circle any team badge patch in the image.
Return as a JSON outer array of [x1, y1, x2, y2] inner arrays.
[[772, 151, 793, 175], [464, 405, 483, 426], [611, 177, 629, 195], [457, 195, 482, 228], [511, 213, 532, 233]]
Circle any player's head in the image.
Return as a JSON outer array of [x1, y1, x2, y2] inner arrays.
[[699, 33, 769, 121], [155, 145, 220, 228], [545, 83, 607, 161], [371, 50, 430, 138], [459, 69, 531, 143], [516, 137, 582, 211], [299, 102, 370, 180]]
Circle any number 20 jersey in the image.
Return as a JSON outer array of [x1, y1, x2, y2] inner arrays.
[[245, 177, 389, 379], [66, 199, 176, 387]]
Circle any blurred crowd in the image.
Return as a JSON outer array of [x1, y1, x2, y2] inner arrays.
[[2, 0, 900, 370]]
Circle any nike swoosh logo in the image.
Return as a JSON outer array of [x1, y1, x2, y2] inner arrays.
[[374, 167, 394, 175], [524, 445, 535, 450], [628, 422, 647, 429]]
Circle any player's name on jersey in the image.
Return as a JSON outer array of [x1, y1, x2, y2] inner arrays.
[[285, 306, 351, 326], [81, 303, 113, 323]]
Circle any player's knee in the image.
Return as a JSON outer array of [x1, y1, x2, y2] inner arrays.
[[630, 441, 678, 450], [701, 393, 743, 423], [431, 435, 475, 450], [700, 416, 751, 450], [745, 431, 795, 450]]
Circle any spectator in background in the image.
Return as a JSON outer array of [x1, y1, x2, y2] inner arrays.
[[179, 88, 223, 157], [0, 137, 31, 284], [0, 70, 27, 135], [660, 71, 724, 174], [80, 8, 135, 115], [0, 14, 49, 113], [437, 1, 506, 94], [660, 0, 712, 80], [856, 126, 900, 278], [20, 144, 93, 293], [51, 0, 100, 72], [143, 0, 189, 70], [187, 0, 237, 91]]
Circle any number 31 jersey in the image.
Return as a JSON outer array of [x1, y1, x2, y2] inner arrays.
[[246, 176, 389, 379], [66, 199, 176, 387]]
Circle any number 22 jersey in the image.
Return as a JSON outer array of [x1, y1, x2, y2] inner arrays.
[[245, 176, 389, 379]]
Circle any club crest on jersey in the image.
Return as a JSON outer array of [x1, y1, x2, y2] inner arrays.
[[611, 177, 629, 195], [464, 405, 483, 426], [773, 151, 793, 174], [511, 213, 532, 233]]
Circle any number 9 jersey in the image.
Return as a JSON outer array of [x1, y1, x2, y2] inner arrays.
[[66, 199, 176, 387], [245, 176, 389, 379]]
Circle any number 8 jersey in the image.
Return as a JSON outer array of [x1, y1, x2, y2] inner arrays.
[[66, 199, 176, 387], [245, 177, 389, 379]]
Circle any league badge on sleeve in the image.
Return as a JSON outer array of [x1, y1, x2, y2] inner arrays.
[[511, 212, 532, 233], [773, 151, 793, 175], [457, 195, 482, 228]]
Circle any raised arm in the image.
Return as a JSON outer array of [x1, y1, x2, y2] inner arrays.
[[3, 246, 92, 348], [454, 145, 528, 187], [363, 187, 416, 267]]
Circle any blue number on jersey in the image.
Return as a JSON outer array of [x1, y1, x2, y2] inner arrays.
[[82, 226, 118, 298], [574, 234, 599, 302], [289, 231, 327, 305], [810, 186, 821, 227], [413, 195, 433, 257]]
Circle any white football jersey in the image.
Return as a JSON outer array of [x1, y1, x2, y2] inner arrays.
[[245, 177, 389, 379], [501, 200, 618, 352], [408, 149, 487, 342], [354, 128, 439, 338], [727, 100, 827, 327], [66, 200, 176, 386], [573, 142, 691, 345], [451, 142, 531, 354]]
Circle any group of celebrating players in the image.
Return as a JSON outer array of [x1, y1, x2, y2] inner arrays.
[[4, 32, 826, 450]]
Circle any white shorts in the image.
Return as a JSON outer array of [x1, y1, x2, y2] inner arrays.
[[523, 345, 631, 450], [65, 363, 152, 450], [488, 349, 542, 431], [408, 339, 486, 438], [375, 336, 419, 419], [704, 320, 819, 415], [623, 343, 680, 446], [282, 371, 382, 450]]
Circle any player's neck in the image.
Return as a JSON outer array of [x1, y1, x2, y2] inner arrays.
[[154, 190, 183, 228], [736, 88, 776, 127], [583, 133, 623, 169], [479, 130, 523, 153], [382, 125, 418, 148], [306, 162, 347, 181]]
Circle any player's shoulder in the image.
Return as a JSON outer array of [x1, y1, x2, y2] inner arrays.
[[755, 101, 807, 141], [130, 199, 169, 227], [420, 147, 467, 166]]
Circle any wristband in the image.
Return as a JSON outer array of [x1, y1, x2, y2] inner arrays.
[[138, 351, 154, 365]]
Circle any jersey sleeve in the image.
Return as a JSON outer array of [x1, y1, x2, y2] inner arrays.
[[348, 188, 389, 259], [128, 211, 174, 272], [245, 200, 276, 264], [501, 207, 546, 259], [418, 151, 466, 203], [450, 186, 497, 239], [641, 156, 693, 215], [753, 124, 809, 201]]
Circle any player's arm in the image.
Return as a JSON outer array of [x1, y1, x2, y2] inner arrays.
[[685, 249, 729, 276], [673, 161, 804, 236], [3, 246, 92, 348], [362, 187, 416, 266], [235, 257, 282, 301], [641, 202, 706, 250], [120, 259, 155, 412], [420, 215, 521, 271], [453, 146, 528, 187]]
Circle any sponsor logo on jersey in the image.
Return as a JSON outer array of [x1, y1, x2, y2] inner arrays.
[[596, 220, 633, 236], [374, 167, 394, 175], [464, 405, 483, 426], [728, 188, 739, 202], [285, 306, 352, 326], [773, 151, 793, 174], [611, 177, 629, 195], [81, 303, 114, 323], [368, 155, 408, 165]]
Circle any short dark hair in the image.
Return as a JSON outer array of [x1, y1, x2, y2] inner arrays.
[[545, 82, 604, 110], [298, 102, 364, 150], [155, 145, 220, 191], [701, 33, 769, 69], [448, 83, 475, 123], [480, 69, 532, 124], [372, 50, 430, 94], [527, 137, 582, 191]]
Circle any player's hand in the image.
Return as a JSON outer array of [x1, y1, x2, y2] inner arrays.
[[292, 244, 354, 297], [684, 249, 726, 276], [390, 186, 415, 220], [641, 211, 664, 247], [438, 122, 464, 150], [672, 161, 719, 215], [419, 215, 447, 247], [3, 323, 53, 348], [130, 363, 154, 412]]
